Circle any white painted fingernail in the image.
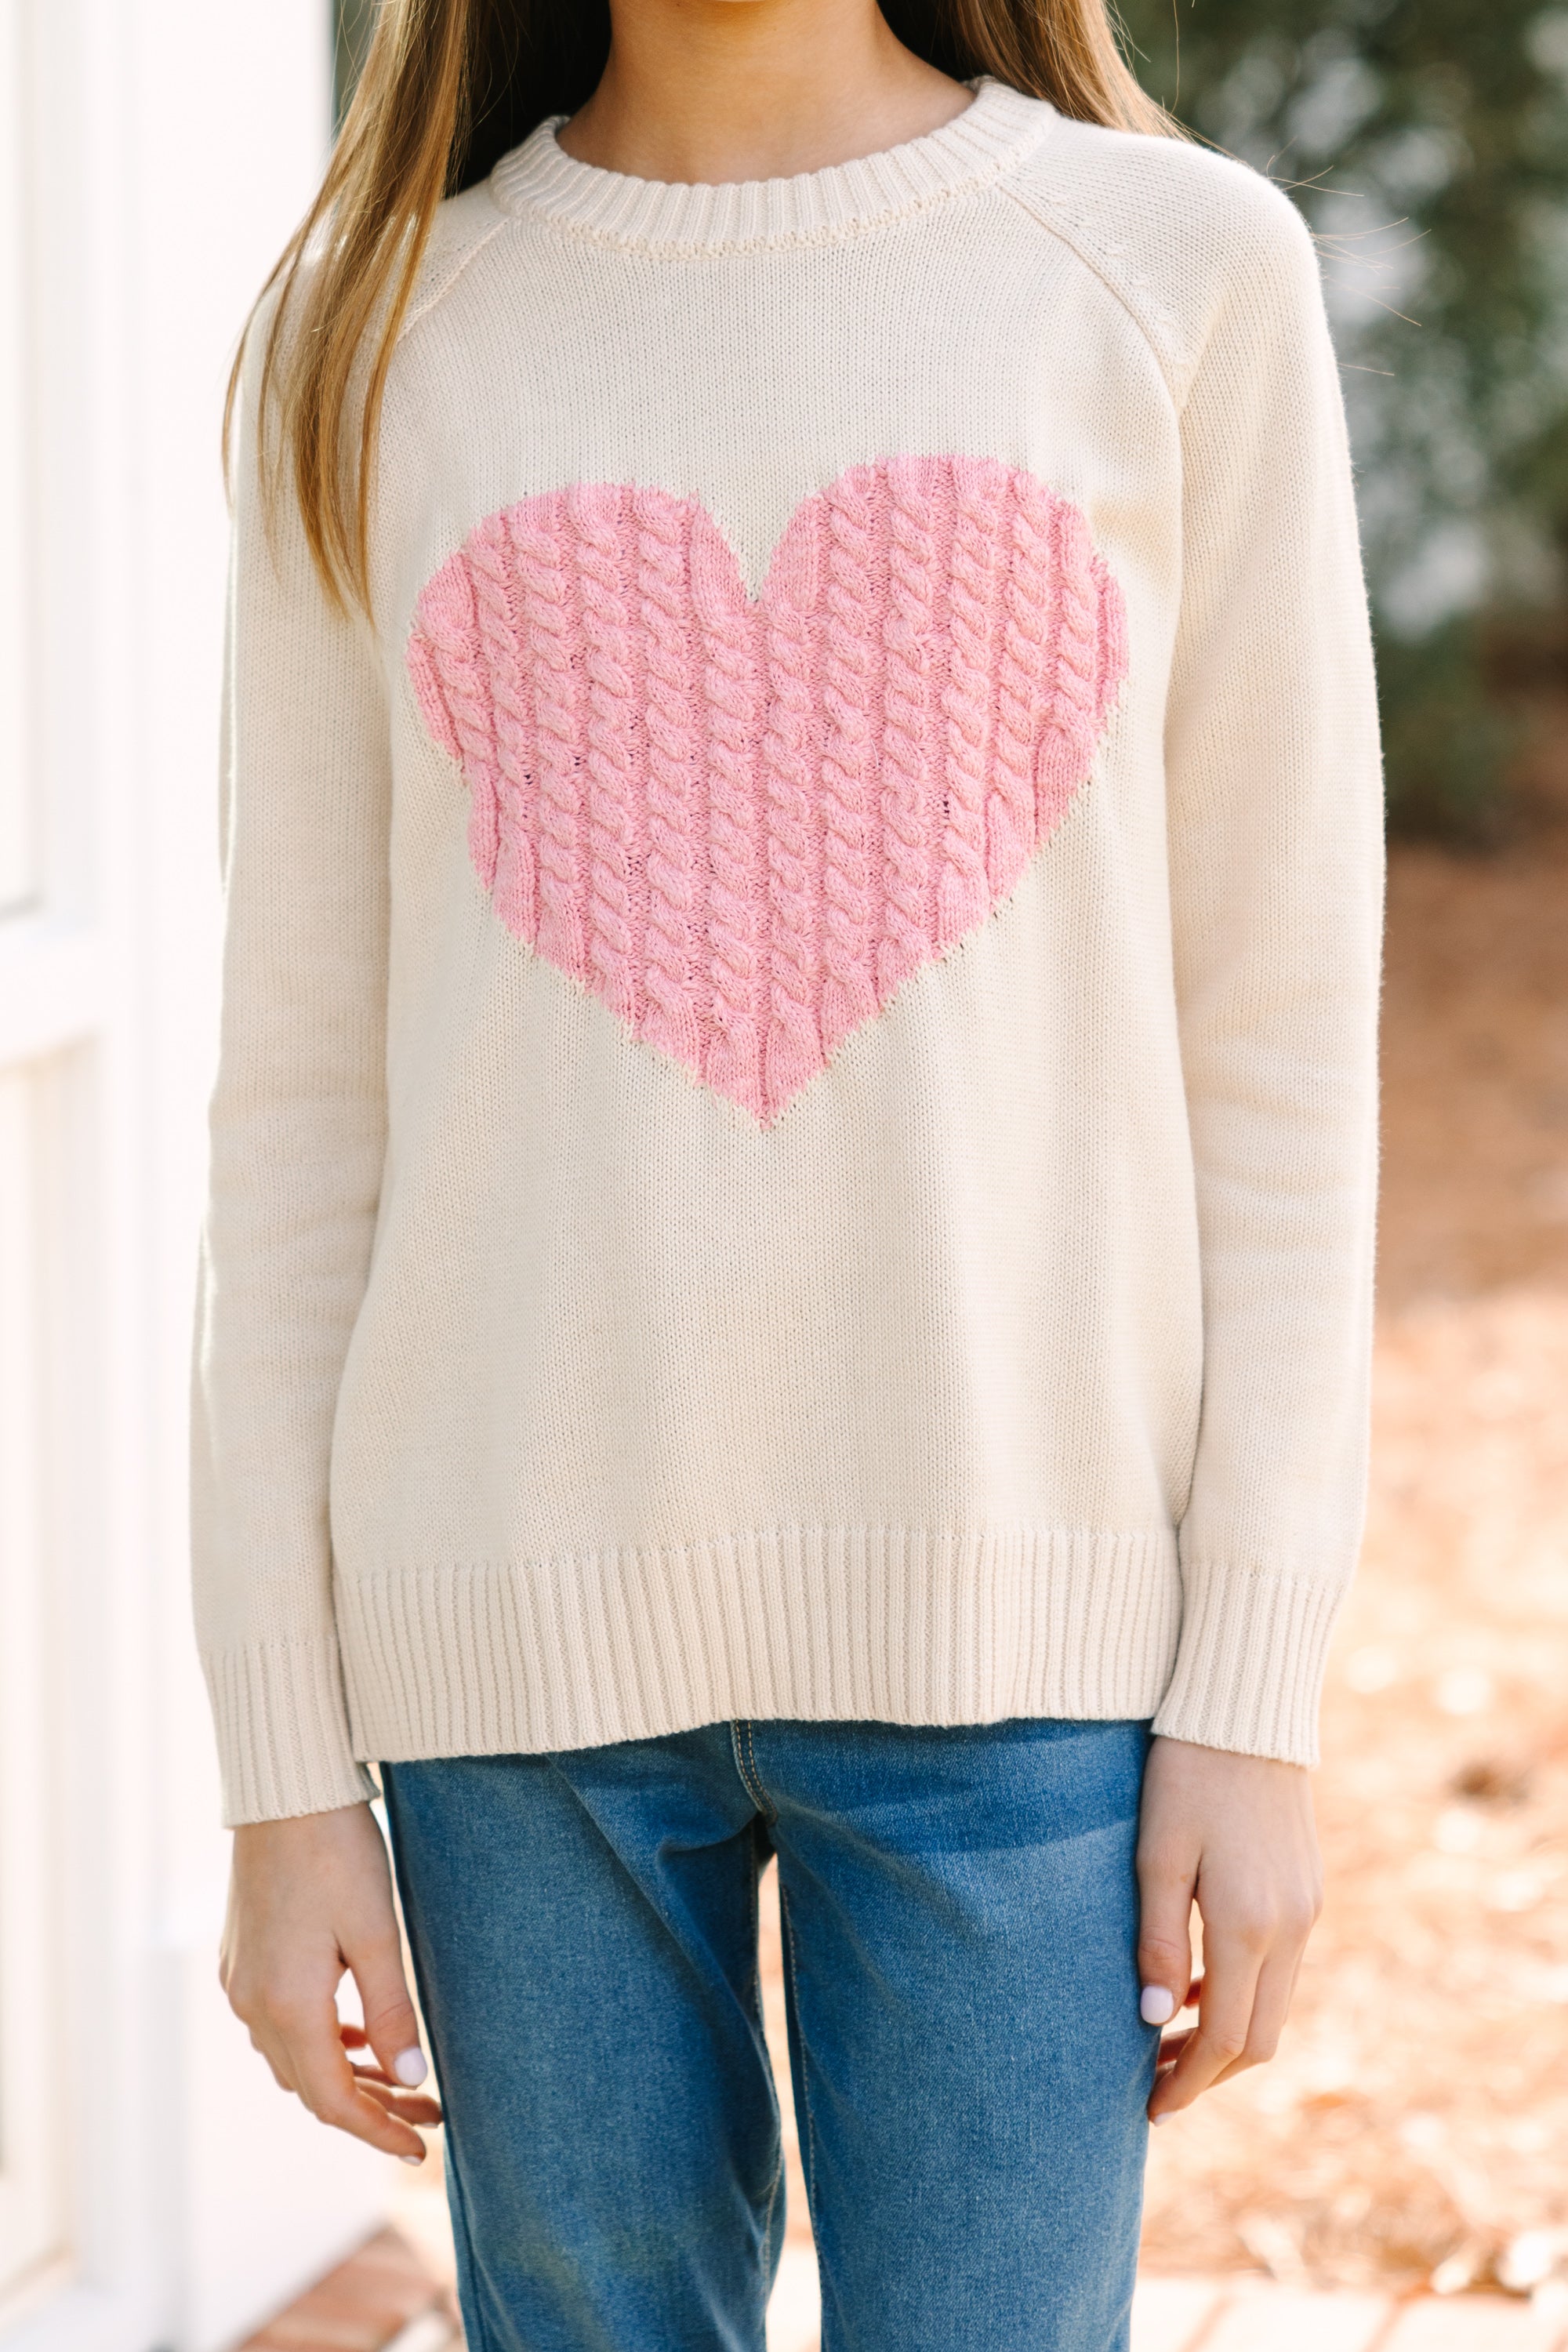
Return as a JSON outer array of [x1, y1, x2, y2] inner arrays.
[[393, 2047, 428, 2087], [401, 2152, 423, 2166], [1150, 2111, 1171, 2127], [1141, 1985, 1176, 2026]]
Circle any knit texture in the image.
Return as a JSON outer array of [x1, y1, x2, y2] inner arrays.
[[407, 460, 1127, 1121], [194, 76, 1385, 1824]]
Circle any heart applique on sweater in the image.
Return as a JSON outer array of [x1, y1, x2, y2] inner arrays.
[[406, 456, 1127, 1125]]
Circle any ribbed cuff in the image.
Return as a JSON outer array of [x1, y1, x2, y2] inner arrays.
[[1151, 1555, 1348, 1767], [202, 1635, 380, 1826]]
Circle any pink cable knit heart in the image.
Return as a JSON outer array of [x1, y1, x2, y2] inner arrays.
[[408, 456, 1127, 1124]]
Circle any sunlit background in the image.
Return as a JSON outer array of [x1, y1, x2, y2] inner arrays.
[[1, 5, 1565, 2351]]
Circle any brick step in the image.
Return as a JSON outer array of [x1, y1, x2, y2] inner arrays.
[[236, 2227, 1566, 2352]]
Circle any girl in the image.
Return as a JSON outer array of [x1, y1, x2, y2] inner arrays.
[[201, 2, 1383, 2346]]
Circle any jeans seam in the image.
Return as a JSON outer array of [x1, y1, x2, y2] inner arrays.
[[746, 1719, 778, 1821], [760, 2131, 784, 2285], [729, 1717, 776, 1821], [442, 2127, 504, 2352]]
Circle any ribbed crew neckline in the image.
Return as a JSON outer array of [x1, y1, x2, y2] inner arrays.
[[487, 75, 1054, 256]]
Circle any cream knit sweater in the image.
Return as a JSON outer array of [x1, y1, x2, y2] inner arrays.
[[194, 74, 1385, 1828]]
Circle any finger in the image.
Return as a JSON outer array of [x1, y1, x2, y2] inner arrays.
[[341, 2024, 440, 2103], [357, 2079, 445, 2125], [347, 1929, 429, 2096], [354, 2070, 446, 2126], [1148, 1928, 1263, 2122], [346, 2035, 396, 2085], [1136, 1853, 1196, 2030], [1153, 1977, 1203, 2053], [273, 1994, 429, 2161], [338, 2024, 402, 2071], [1209, 1883, 1316, 2085], [1209, 1937, 1302, 2085]]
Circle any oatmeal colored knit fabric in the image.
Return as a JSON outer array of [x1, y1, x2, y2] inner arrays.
[[193, 75, 1384, 1826]]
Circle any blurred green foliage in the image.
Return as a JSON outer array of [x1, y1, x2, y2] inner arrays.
[[334, 0, 376, 130], [1117, 0, 1568, 834]]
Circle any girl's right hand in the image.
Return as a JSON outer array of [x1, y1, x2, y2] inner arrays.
[[221, 1800, 443, 2162]]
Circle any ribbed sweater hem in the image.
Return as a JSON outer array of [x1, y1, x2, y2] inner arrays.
[[203, 1530, 1352, 1822], [330, 1524, 1178, 1776]]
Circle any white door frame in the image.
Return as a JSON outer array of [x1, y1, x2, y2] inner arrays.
[[0, 8, 391, 2352]]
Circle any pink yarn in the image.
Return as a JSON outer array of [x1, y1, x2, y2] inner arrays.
[[694, 506, 764, 1102], [468, 508, 537, 938], [572, 481, 641, 1030], [633, 483, 703, 1073], [818, 470, 880, 1054], [408, 456, 1127, 1125]]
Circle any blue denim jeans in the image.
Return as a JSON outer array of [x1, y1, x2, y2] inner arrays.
[[383, 1716, 1156, 2352]]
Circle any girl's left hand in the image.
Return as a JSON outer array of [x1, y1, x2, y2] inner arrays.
[[1135, 1733, 1323, 2123]]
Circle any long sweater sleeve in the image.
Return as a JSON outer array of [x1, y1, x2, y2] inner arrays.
[[1149, 190, 1385, 1763], [192, 294, 392, 1823]]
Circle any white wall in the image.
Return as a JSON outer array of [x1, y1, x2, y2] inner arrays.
[[0, 8, 393, 2352]]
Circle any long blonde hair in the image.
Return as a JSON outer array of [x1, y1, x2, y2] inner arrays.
[[228, 0, 1176, 617]]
